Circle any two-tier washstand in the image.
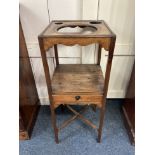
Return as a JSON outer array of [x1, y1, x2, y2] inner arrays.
[[38, 20, 116, 143]]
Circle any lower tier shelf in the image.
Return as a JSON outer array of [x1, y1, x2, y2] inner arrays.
[[51, 64, 104, 108]]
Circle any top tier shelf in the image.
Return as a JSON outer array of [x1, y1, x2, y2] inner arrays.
[[39, 20, 115, 38]]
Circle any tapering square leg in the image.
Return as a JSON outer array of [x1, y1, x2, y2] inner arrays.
[[50, 104, 59, 143], [98, 105, 105, 143]]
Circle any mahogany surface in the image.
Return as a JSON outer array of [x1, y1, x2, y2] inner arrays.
[[19, 19, 40, 140], [38, 20, 116, 143], [52, 64, 104, 108], [39, 20, 115, 51], [52, 64, 104, 94], [39, 20, 114, 38]]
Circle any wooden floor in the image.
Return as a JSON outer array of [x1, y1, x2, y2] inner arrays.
[[51, 64, 104, 95]]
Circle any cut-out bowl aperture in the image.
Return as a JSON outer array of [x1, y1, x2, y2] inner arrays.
[[90, 21, 102, 24], [57, 25, 97, 34]]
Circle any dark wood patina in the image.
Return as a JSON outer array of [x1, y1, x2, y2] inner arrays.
[[38, 20, 116, 143], [20, 19, 40, 140]]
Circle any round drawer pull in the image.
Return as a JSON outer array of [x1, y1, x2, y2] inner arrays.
[[75, 96, 80, 100]]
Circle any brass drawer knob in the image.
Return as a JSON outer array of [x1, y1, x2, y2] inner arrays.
[[75, 96, 80, 100]]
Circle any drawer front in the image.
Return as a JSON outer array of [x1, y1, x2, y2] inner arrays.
[[53, 95, 103, 103]]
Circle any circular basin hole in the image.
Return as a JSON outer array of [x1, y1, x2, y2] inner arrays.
[[55, 22, 63, 25], [57, 25, 97, 34], [90, 21, 102, 24]]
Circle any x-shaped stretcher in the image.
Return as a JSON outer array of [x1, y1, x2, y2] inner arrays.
[[58, 105, 97, 132]]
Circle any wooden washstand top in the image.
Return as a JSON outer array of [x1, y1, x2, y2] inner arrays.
[[39, 20, 115, 38]]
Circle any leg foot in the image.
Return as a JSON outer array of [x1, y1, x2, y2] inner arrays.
[[54, 128, 59, 144], [50, 104, 59, 144], [98, 105, 105, 143], [60, 104, 65, 113], [91, 105, 97, 112], [97, 133, 102, 143]]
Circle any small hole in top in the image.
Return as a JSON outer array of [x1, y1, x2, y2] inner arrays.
[[55, 22, 63, 25], [90, 21, 101, 24]]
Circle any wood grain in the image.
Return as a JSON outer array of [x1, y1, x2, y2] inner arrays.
[[42, 37, 111, 51], [19, 19, 40, 140], [39, 20, 114, 37], [52, 64, 104, 94], [53, 95, 103, 108], [38, 20, 116, 143], [38, 20, 115, 51]]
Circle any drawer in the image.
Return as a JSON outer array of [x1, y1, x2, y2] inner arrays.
[[52, 94, 103, 104]]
